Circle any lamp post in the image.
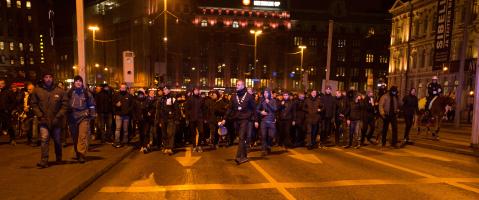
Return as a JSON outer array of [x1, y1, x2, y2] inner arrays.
[[299, 45, 307, 90], [250, 29, 262, 87], [88, 25, 99, 84]]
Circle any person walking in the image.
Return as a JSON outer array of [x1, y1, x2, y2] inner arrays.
[[222, 80, 257, 165], [257, 88, 277, 156], [94, 84, 113, 143], [31, 73, 69, 168], [401, 88, 418, 147], [186, 88, 206, 152], [344, 94, 365, 149], [158, 86, 180, 155], [379, 86, 401, 148], [0, 79, 17, 145], [277, 91, 295, 148], [320, 86, 336, 147], [361, 90, 378, 145], [112, 83, 134, 148], [303, 90, 322, 150], [67, 76, 96, 163]]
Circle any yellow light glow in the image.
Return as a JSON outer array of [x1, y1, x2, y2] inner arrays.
[[88, 26, 99, 31], [243, 0, 251, 6], [95, 63, 100, 67], [299, 45, 307, 49]]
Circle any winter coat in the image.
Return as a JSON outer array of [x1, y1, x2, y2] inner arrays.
[[320, 94, 336, 119], [112, 91, 134, 116], [94, 90, 113, 114], [185, 95, 205, 122], [303, 96, 322, 124], [30, 84, 69, 128], [257, 98, 277, 123], [278, 99, 295, 121], [225, 88, 257, 121], [67, 87, 96, 122], [402, 94, 418, 116]]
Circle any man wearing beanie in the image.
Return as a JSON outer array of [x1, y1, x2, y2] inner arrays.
[[31, 73, 69, 168], [67, 75, 96, 163], [112, 82, 134, 148]]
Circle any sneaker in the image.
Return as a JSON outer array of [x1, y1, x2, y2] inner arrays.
[[355, 144, 361, 149], [235, 158, 249, 165], [78, 156, 86, 164], [343, 145, 351, 149], [139, 147, 144, 153], [198, 146, 203, 153], [36, 161, 48, 168]]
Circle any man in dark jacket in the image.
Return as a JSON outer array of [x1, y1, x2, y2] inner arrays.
[[303, 90, 322, 149], [186, 88, 206, 152], [0, 79, 16, 145], [133, 89, 149, 153], [320, 86, 336, 146], [345, 94, 365, 148], [278, 91, 295, 148], [112, 83, 134, 148], [95, 84, 113, 143], [67, 75, 96, 163], [157, 86, 180, 155], [31, 73, 69, 168], [204, 90, 226, 149], [222, 80, 257, 164], [257, 88, 277, 156], [334, 91, 347, 146], [379, 86, 401, 148], [361, 90, 377, 145], [402, 88, 418, 147], [294, 92, 306, 147]]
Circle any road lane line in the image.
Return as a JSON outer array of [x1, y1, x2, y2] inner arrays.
[[98, 178, 479, 193], [288, 149, 323, 164], [332, 147, 479, 194], [249, 161, 297, 200], [400, 148, 452, 162]]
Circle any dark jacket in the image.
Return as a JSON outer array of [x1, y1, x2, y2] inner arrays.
[[30, 83, 69, 128], [95, 90, 113, 114], [278, 99, 295, 121], [303, 96, 322, 123], [67, 87, 96, 122], [257, 97, 277, 123], [427, 82, 443, 97], [402, 94, 418, 116], [0, 88, 16, 113], [321, 93, 336, 119], [294, 99, 306, 125], [379, 94, 400, 117], [112, 91, 134, 116], [185, 94, 205, 122], [205, 97, 227, 123], [363, 96, 376, 119], [346, 99, 365, 121], [145, 96, 157, 123], [132, 96, 148, 121], [157, 93, 180, 122], [225, 88, 257, 121], [335, 96, 347, 120]]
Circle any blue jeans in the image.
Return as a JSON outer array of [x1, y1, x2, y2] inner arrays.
[[306, 122, 319, 147], [39, 126, 62, 162], [114, 115, 130, 144]]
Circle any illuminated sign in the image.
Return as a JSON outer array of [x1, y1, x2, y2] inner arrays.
[[242, 0, 250, 6], [253, 1, 281, 7]]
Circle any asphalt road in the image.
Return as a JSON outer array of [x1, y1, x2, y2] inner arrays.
[[76, 143, 479, 200]]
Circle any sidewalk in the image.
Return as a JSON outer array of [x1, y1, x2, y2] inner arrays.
[[399, 122, 479, 157], [0, 137, 133, 200]]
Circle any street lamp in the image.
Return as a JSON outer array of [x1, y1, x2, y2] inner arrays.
[[88, 25, 99, 84], [299, 45, 307, 89], [250, 29, 262, 86]]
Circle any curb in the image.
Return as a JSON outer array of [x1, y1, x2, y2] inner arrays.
[[60, 147, 135, 200], [413, 142, 479, 157]]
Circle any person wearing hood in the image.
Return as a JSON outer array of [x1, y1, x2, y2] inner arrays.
[[379, 86, 401, 148], [257, 88, 277, 156], [30, 73, 69, 168], [67, 75, 96, 163], [303, 89, 322, 150], [186, 87, 206, 152], [222, 80, 257, 165], [112, 83, 134, 148], [133, 89, 149, 153]]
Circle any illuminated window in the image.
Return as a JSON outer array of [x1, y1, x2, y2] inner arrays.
[[29, 57, 34, 64], [379, 56, 388, 64], [9, 42, 14, 51], [29, 43, 33, 52], [337, 39, 346, 48], [20, 56, 24, 65], [200, 77, 207, 86], [6, 0, 11, 8], [201, 20, 208, 27], [10, 59, 14, 65], [19, 43, 23, 51], [232, 21, 239, 28], [366, 53, 374, 63], [16, 0, 21, 8], [26, 1, 30, 9], [215, 78, 224, 87], [0, 42, 4, 50], [27, 15, 32, 22], [309, 38, 317, 47], [294, 36, 302, 46], [368, 27, 375, 36]]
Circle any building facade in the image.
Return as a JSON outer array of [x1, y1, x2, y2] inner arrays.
[[0, 0, 55, 83], [389, 0, 479, 99]]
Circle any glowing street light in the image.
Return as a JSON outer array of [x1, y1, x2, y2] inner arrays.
[[250, 30, 262, 85]]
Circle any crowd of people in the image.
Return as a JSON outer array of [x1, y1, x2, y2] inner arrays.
[[1, 73, 449, 167]]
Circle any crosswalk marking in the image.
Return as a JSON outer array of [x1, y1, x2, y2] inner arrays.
[[362, 146, 452, 162]]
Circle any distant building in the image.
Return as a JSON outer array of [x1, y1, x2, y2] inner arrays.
[[0, 0, 55, 83]]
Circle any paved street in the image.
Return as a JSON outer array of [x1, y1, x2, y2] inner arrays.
[[76, 142, 479, 200]]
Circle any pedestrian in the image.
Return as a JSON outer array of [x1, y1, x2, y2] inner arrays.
[[67, 75, 96, 163], [257, 88, 277, 156], [57, 82, 69, 147], [379, 86, 401, 148], [344, 94, 364, 148], [334, 90, 347, 146], [176, 93, 188, 147], [303, 89, 322, 150], [112, 83, 134, 148], [133, 89, 149, 153], [401, 88, 418, 147], [95, 84, 113, 143], [361, 90, 377, 145], [277, 91, 295, 148], [204, 90, 226, 149], [144, 88, 158, 151], [186, 88, 206, 152], [293, 92, 306, 147], [158, 86, 180, 155], [0, 78, 17, 145], [31, 73, 69, 168], [222, 80, 257, 165], [320, 85, 336, 146], [20, 83, 38, 146]]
